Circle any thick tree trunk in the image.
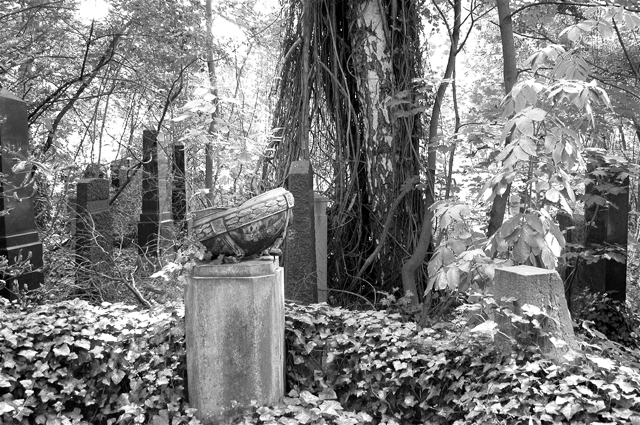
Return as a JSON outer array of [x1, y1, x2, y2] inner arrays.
[[351, 0, 398, 286], [487, 0, 518, 237]]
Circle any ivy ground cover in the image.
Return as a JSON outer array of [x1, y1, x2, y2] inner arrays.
[[2, 300, 640, 424]]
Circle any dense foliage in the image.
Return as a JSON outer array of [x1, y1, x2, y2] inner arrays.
[[3, 299, 640, 425]]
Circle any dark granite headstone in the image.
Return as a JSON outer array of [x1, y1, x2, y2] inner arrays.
[[570, 158, 629, 305], [172, 142, 186, 233], [137, 130, 173, 259], [0, 89, 44, 299], [284, 160, 317, 303], [75, 178, 113, 279]]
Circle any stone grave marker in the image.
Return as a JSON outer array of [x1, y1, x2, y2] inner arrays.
[[137, 130, 173, 261], [0, 89, 43, 299], [562, 157, 630, 309], [75, 178, 113, 280], [284, 160, 317, 303], [184, 258, 284, 423], [172, 142, 187, 234], [314, 193, 329, 303]]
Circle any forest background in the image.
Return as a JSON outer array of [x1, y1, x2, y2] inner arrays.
[[0, 0, 639, 315]]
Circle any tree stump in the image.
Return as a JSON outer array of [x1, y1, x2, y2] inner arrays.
[[494, 265, 578, 362]]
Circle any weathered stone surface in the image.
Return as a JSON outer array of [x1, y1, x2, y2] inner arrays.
[[184, 258, 284, 423], [192, 188, 294, 258], [562, 157, 630, 312], [314, 193, 329, 303], [0, 89, 43, 299], [138, 130, 173, 260], [75, 179, 113, 280], [284, 161, 317, 304], [172, 143, 186, 233], [494, 266, 577, 362]]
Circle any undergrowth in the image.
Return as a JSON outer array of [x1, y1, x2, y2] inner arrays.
[[2, 298, 640, 424]]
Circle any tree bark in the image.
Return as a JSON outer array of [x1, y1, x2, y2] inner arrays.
[[402, 0, 461, 305], [487, 0, 518, 237], [205, 0, 218, 205]]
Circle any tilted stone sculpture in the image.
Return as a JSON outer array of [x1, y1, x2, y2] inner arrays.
[[191, 187, 294, 258]]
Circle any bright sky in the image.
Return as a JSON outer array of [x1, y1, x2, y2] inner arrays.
[[76, 0, 110, 22]]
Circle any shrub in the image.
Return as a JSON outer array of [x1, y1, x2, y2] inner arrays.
[[0, 300, 197, 425], [283, 302, 640, 424], [3, 299, 640, 424], [573, 290, 640, 348]]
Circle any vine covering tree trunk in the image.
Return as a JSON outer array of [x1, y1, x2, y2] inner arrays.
[[264, 0, 427, 302]]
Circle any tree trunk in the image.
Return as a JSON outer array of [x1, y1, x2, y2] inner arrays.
[[402, 0, 461, 305], [205, 0, 218, 205], [487, 0, 518, 237]]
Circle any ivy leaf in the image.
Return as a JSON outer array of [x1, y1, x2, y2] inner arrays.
[[0, 401, 14, 415], [318, 400, 342, 417], [53, 343, 71, 357], [18, 349, 38, 361], [299, 390, 319, 405], [587, 355, 614, 370], [0, 373, 13, 388]]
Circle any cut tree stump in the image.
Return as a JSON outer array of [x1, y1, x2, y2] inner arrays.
[[494, 265, 578, 362]]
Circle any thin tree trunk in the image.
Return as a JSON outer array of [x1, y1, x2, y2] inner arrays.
[[205, 0, 218, 205], [402, 0, 461, 305], [487, 0, 518, 237], [300, 0, 312, 159]]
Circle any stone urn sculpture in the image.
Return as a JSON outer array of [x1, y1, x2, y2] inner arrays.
[[191, 188, 294, 258]]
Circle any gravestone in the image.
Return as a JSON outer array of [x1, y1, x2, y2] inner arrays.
[[494, 266, 577, 362], [172, 142, 187, 234], [0, 89, 43, 299], [75, 178, 113, 279], [184, 258, 284, 423], [284, 161, 317, 303], [569, 157, 629, 305], [314, 193, 329, 303], [137, 130, 173, 260]]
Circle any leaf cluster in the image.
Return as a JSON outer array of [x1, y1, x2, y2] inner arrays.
[[282, 302, 640, 424], [3, 300, 640, 424], [0, 300, 197, 425]]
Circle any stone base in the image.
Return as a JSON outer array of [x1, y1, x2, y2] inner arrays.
[[184, 257, 284, 424]]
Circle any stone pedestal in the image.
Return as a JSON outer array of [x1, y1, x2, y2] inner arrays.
[[184, 258, 284, 424], [138, 130, 173, 260], [75, 179, 113, 280], [284, 161, 317, 303], [314, 193, 329, 303], [494, 266, 577, 362], [0, 89, 43, 299]]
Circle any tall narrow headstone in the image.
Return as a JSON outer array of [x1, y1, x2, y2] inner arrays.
[[0, 89, 43, 299], [573, 158, 629, 303], [284, 161, 317, 303], [314, 193, 329, 303], [137, 130, 173, 260], [75, 178, 112, 280], [172, 142, 187, 234]]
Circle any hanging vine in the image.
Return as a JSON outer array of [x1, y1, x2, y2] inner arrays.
[[262, 0, 430, 304]]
